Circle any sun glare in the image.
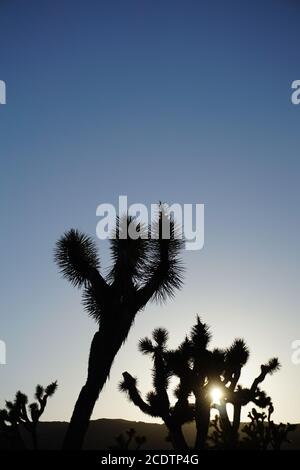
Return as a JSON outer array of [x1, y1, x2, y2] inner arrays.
[[210, 387, 223, 405]]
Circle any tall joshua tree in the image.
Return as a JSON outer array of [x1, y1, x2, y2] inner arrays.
[[55, 206, 184, 449]]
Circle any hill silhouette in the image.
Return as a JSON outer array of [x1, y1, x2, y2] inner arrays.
[[0, 418, 299, 450]]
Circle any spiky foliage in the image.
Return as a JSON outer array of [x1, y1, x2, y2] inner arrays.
[[225, 339, 250, 370], [242, 406, 297, 450], [55, 205, 184, 325], [120, 317, 282, 451], [121, 328, 172, 418], [141, 205, 184, 303], [55, 229, 100, 288], [120, 328, 192, 451], [139, 337, 155, 355], [190, 317, 211, 351], [55, 204, 184, 449], [152, 328, 169, 348], [0, 382, 57, 450], [108, 216, 149, 284], [262, 358, 281, 375]]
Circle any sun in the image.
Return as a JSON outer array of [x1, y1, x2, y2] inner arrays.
[[210, 386, 223, 405]]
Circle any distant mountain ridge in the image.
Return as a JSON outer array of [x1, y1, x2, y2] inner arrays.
[[1, 418, 299, 450]]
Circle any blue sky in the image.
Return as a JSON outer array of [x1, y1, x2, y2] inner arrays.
[[0, 0, 300, 424]]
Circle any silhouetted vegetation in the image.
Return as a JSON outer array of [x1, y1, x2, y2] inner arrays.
[[120, 317, 288, 450], [0, 382, 57, 450], [209, 404, 297, 450], [54, 205, 184, 449], [109, 427, 147, 450], [242, 406, 297, 450], [120, 328, 192, 450], [0, 207, 294, 452]]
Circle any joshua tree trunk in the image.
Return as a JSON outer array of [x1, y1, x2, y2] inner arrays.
[[63, 310, 134, 450], [168, 425, 188, 451], [231, 403, 242, 448], [10, 426, 26, 450], [31, 427, 38, 450], [194, 397, 210, 450], [217, 401, 240, 449]]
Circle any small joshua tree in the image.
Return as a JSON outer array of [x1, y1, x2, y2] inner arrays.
[[109, 428, 147, 450], [120, 317, 281, 450], [242, 405, 297, 450], [0, 394, 25, 450], [0, 382, 57, 450], [213, 356, 281, 448]]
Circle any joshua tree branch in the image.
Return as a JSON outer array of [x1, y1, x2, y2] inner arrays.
[[121, 372, 155, 416], [229, 370, 241, 391], [250, 359, 280, 393]]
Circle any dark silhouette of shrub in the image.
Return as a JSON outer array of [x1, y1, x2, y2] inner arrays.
[[55, 205, 184, 449], [242, 406, 297, 450], [0, 382, 57, 450], [109, 427, 147, 450]]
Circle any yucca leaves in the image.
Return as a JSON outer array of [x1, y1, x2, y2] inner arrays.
[[55, 205, 185, 326], [190, 316, 211, 351], [45, 381, 58, 397], [55, 229, 100, 288], [137, 206, 184, 305], [225, 339, 250, 369], [108, 216, 149, 285], [152, 328, 169, 348], [35, 385, 44, 401], [138, 337, 154, 355], [251, 358, 281, 393], [263, 358, 281, 375]]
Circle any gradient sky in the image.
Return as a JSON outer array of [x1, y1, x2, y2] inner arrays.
[[0, 0, 300, 425]]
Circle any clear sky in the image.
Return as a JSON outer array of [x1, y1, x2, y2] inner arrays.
[[0, 0, 300, 425]]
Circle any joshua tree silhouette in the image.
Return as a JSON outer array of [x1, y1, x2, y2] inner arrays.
[[55, 206, 184, 449], [120, 317, 282, 450], [242, 406, 296, 450], [109, 428, 147, 450], [120, 328, 193, 450], [0, 382, 57, 450], [212, 355, 281, 448]]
